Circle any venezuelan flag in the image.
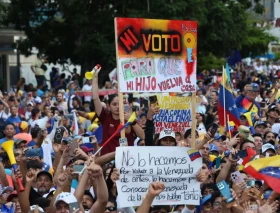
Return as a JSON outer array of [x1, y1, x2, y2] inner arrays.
[[187, 149, 201, 161], [218, 64, 240, 127], [244, 155, 280, 193]]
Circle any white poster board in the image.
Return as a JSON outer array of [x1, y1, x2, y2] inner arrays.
[[115, 147, 202, 208]]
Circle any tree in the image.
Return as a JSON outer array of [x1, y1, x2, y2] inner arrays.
[[5, 0, 273, 83]]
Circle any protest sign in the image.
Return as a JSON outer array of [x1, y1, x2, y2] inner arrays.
[[153, 95, 201, 133], [114, 18, 197, 93], [116, 147, 202, 208]]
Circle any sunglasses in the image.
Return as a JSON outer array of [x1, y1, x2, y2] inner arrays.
[[105, 206, 117, 211]]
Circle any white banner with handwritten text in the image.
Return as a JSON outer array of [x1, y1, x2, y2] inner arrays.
[[116, 147, 202, 207]]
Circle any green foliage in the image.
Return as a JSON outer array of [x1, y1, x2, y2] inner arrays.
[[5, 0, 274, 78], [198, 54, 226, 71]]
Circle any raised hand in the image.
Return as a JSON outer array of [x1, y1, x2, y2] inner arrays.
[[74, 148, 88, 160], [87, 159, 102, 181], [110, 168, 120, 184], [55, 172, 68, 188], [196, 169, 208, 183], [52, 141, 62, 153], [62, 145, 70, 160], [257, 199, 278, 213], [148, 182, 165, 198], [26, 170, 36, 183]]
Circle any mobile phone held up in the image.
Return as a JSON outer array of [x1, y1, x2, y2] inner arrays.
[[216, 180, 234, 203], [210, 123, 219, 138]]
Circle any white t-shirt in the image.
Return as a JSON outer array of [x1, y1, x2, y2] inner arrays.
[[82, 84, 92, 102], [25, 111, 32, 121], [0, 110, 9, 121]]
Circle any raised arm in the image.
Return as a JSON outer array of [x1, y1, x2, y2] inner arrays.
[[136, 182, 165, 213], [88, 160, 108, 213], [91, 66, 103, 117]]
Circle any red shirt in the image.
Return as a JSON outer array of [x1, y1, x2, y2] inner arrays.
[[98, 108, 135, 155]]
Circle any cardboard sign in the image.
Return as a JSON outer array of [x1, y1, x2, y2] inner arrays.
[[115, 147, 202, 207], [115, 18, 197, 93], [153, 95, 200, 133]]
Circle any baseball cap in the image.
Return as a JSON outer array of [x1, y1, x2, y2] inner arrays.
[[262, 143, 276, 154], [139, 113, 147, 118], [19, 121, 29, 131], [159, 129, 175, 140], [247, 83, 259, 92], [201, 194, 212, 206], [0, 186, 14, 196], [214, 133, 226, 141], [37, 171, 53, 182], [14, 138, 27, 147], [254, 121, 267, 128], [54, 192, 77, 207], [7, 191, 18, 202], [81, 146, 94, 153], [87, 123, 98, 132], [209, 144, 219, 153], [27, 101, 34, 106], [268, 104, 280, 113], [25, 148, 43, 158]]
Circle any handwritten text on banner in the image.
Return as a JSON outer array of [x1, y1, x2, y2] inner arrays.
[[153, 96, 201, 133], [116, 147, 202, 208], [115, 18, 197, 92]]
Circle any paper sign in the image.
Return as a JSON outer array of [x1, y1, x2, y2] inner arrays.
[[153, 95, 201, 133], [115, 18, 197, 93], [116, 147, 202, 207]]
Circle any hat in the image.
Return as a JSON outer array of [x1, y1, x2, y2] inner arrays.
[[214, 133, 226, 141], [0, 186, 14, 196], [27, 101, 34, 106], [37, 171, 53, 182], [247, 83, 259, 92], [87, 123, 99, 132], [268, 104, 279, 112], [254, 121, 267, 128], [25, 148, 43, 158], [7, 191, 18, 202], [262, 143, 276, 154], [54, 192, 77, 207], [34, 99, 42, 104], [159, 129, 175, 140], [14, 138, 27, 147], [209, 144, 219, 153], [201, 194, 212, 206], [247, 134, 254, 142], [81, 146, 94, 153], [19, 121, 29, 131], [139, 113, 147, 118]]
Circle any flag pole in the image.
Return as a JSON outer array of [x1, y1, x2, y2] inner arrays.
[[227, 114, 232, 140], [223, 66, 226, 129]]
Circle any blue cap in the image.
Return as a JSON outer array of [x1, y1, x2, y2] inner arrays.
[[25, 148, 43, 158], [201, 194, 212, 206], [209, 144, 219, 153], [214, 133, 226, 141]]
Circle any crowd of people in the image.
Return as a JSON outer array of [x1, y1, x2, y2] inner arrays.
[[0, 60, 280, 213]]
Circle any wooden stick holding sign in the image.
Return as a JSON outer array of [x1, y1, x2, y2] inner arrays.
[[114, 18, 126, 140], [191, 92, 197, 148]]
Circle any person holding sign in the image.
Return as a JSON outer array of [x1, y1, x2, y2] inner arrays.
[[91, 66, 144, 155]]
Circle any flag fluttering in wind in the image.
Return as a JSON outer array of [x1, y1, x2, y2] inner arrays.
[[244, 155, 280, 193], [218, 64, 240, 128]]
